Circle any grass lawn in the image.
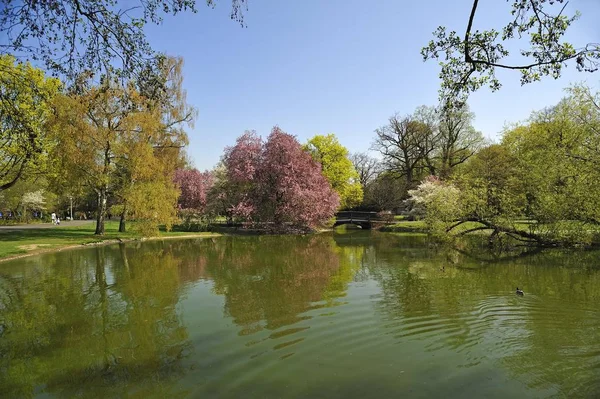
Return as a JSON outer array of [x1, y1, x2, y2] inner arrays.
[[0, 220, 220, 260], [380, 219, 535, 234], [379, 220, 428, 233]]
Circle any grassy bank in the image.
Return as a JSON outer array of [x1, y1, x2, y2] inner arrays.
[[0, 221, 220, 261], [378, 219, 535, 234], [379, 220, 428, 233]]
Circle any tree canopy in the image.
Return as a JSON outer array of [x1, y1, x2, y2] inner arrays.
[[422, 0, 600, 106], [0, 55, 61, 191], [304, 134, 363, 209], [408, 84, 600, 247], [51, 59, 192, 234], [0, 0, 247, 79], [372, 105, 483, 188], [221, 128, 339, 230]]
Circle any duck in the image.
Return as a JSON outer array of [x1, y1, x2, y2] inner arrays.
[[516, 287, 524, 296]]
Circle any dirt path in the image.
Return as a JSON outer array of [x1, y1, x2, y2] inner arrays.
[[0, 220, 94, 231]]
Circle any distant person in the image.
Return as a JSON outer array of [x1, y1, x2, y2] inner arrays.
[[56, 217, 60, 225], [51, 212, 56, 225]]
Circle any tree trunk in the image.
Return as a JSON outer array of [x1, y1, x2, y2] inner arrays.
[[119, 243, 130, 275], [406, 168, 414, 188], [119, 209, 127, 232], [95, 187, 107, 235]]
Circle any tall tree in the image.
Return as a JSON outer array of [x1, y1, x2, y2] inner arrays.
[[349, 152, 381, 190], [173, 168, 214, 225], [52, 72, 189, 235], [52, 80, 135, 234], [0, 0, 247, 79], [114, 56, 195, 232], [372, 114, 434, 187], [436, 104, 484, 178], [222, 127, 339, 230], [304, 134, 363, 209], [0, 55, 61, 191], [364, 172, 407, 212], [422, 0, 600, 106], [434, 94, 600, 247]]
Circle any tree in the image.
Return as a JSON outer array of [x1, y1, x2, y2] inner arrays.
[[422, 0, 600, 106], [21, 190, 46, 216], [0, 0, 247, 79], [441, 101, 599, 247], [349, 152, 381, 190], [222, 127, 339, 230], [455, 144, 528, 224], [364, 172, 407, 212], [0, 55, 61, 191], [173, 168, 214, 224], [372, 114, 434, 187], [407, 176, 461, 232], [304, 134, 363, 209], [435, 104, 484, 178], [113, 56, 195, 232], [414, 145, 541, 246], [218, 131, 263, 222], [52, 73, 189, 235], [113, 128, 182, 235], [0, 178, 54, 222], [502, 99, 600, 230]]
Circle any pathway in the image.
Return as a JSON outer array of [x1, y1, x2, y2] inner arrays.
[[0, 220, 94, 231]]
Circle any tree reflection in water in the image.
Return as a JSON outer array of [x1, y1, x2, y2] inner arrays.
[[0, 245, 191, 398], [2, 233, 600, 397]]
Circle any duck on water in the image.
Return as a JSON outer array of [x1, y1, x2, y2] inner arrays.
[[516, 287, 524, 296]]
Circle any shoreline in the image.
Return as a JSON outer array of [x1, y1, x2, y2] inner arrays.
[[0, 224, 405, 264], [0, 233, 223, 264]]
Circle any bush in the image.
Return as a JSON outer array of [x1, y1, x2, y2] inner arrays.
[[132, 220, 161, 237], [376, 211, 394, 222]]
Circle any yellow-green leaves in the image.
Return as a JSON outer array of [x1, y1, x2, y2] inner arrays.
[[304, 134, 363, 209], [51, 68, 189, 235], [0, 55, 61, 190]]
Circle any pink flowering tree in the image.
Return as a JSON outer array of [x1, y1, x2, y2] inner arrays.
[[217, 131, 263, 223], [173, 168, 214, 225], [222, 127, 339, 230]]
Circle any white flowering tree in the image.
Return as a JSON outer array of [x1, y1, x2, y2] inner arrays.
[[407, 176, 461, 232], [21, 190, 46, 221]]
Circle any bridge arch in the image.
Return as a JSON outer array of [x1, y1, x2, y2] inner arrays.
[[334, 211, 379, 230]]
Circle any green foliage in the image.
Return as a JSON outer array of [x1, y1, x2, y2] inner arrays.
[[454, 144, 527, 223], [422, 85, 600, 247], [0, 0, 247, 78], [407, 177, 461, 238], [51, 61, 191, 235], [304, 134, 363, 209], [0, 55, 61, 190], [124, 179, 179, 235], [422, 1, 599, 106], [0, 178, 56, 222]]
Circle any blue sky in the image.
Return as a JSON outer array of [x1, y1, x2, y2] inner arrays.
[[145, 0, 600, 170]]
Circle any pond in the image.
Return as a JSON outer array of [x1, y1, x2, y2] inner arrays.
[[1, 232, 600, 398]]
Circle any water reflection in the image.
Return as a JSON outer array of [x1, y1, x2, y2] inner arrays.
[[1, 232, 600, 397], [169, 235, 360, 334], [0, 245, 191, 397], [367, 236, 600, 397]]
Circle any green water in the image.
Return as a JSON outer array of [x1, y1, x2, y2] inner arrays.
[[1, 232, 600, 398]]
